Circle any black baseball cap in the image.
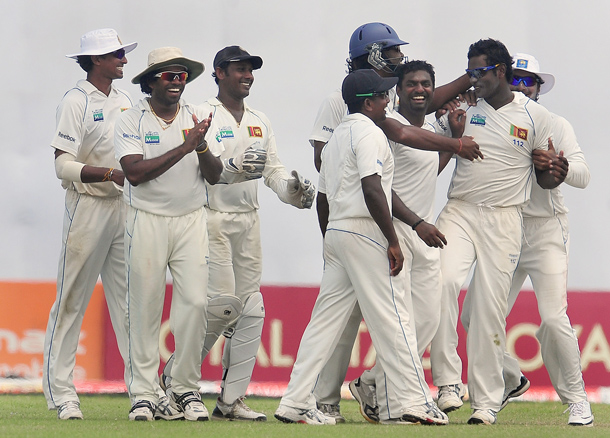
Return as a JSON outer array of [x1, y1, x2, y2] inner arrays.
[[213, 46, 263, 70], [342, 69, 398, 105]]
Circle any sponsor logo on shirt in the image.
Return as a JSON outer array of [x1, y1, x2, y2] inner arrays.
[[510, 124, 528, 141], [248, 126, 263, 138], [322, 125, 334, 133], [58, 131, 75, 142], [218, 127, 234, 140], [122, 133, 140, 140], [515, 59, 528, 69], [470, 114, 486, 126], [144, 131, 160, 144], [93, 109, 104, 122]]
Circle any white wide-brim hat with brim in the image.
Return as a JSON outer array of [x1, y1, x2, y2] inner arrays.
[[66, 28, 137, 59], [512, 52, 555, 95], [131, 47, 204, 85]]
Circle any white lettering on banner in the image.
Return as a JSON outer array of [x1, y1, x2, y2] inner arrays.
[[159, 321, 172, 362], [0, 329, 86, 355], [268, 319, 291, 367], [506, 323, 543, 372], [581, 324, 610, 371], [0, 359, 86, 380]]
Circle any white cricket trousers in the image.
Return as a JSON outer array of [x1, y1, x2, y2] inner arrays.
[[124, 206, 209, 402], [280, 218, 432, 416], [503, 214, 587, 404], [43, 191, 129, 409], [429, 199, 522, 411], [206, 208, 262, 301]]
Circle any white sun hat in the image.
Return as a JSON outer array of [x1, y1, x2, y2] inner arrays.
[[512, 52, 555, 95], [66, 28, 137, 59]]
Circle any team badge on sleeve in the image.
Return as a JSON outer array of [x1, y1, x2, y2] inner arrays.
[[510, 124, 528, 141], [248, 126, 263, 138]]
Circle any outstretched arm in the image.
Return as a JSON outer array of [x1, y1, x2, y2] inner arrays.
[[378, 117, 483, 161]]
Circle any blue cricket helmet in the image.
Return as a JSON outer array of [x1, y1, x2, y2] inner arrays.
[[348, 22, 408, 60]]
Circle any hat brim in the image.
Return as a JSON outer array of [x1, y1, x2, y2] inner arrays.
[[66, 41, 137, 59], [131, 57, 205, 85], [217, 55, 263, 70], [537, 73, 555, 95]]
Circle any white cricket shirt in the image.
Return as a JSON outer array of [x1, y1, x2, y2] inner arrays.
[[51, 79, 133, 197], [114, 98, 224, 217]]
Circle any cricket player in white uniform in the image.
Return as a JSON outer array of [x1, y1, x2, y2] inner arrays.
[[356, 61, 449, 424], [275, 69, 448, 426], [43, 28, 137, 421], [115, 47, 224, 422], [429, 39, 559, 425], [160, 46, 315, 421], [310, 22, 482, 423], [499, 53, 592, 426]]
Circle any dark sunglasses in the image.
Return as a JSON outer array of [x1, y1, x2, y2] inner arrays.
[[511, 75, 539, 87], [111, 48, 126, 59], [154, 71, 189, 82], [356, 90, 389, 98], [465, 63, 500, 79]]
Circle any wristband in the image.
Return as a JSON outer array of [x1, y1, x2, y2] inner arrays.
[[457, 138, 463, 155], [196, 140, 209, 154], [103, 168, 114, 182], [412, 219, 425, 230]]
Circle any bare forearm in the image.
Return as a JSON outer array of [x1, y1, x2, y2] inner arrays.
[[196, 149, 223, 185], [121, 144, 190, 186], [362, 177, 398, 246], [429, 74, 471, 113], [391, 190, 420, 227]]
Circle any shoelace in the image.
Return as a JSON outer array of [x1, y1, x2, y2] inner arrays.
[[58, 401, 80, 414], [564, 402, 584, 415]]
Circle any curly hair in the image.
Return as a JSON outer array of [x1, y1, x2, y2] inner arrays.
[[395, 60, 436, 88], [467, 39, 513, 82]]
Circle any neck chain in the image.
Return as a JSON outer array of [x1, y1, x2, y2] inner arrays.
[[150, 101, 180, 130], [220, 100, 243, 126]]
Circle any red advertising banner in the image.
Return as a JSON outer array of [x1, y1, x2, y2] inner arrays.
[[103, 286, 610, 388]]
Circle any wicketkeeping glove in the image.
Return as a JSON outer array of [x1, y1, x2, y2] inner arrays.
[[226, 146, 267, 180], [287, 170, 315, 209]]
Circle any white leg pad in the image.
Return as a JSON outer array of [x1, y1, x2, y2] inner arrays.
[[220, 292, 265, 403]]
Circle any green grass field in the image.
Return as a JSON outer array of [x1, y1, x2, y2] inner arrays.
[[1, 394, 608, 438]]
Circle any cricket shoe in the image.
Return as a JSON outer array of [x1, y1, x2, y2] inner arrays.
[[155, 395, 184, 420], [401, 402, 449, 425], [348, 377, 379, 423], [467, 409, 497, 425], [500, 375, 530, 410], [316, 403, 345, 424], [57, 401, 83, 420], [212, 397, 267, 421], [436, 384, 466, 413], [274, 405, 336, 425], [565, 400, 594, 426], [129, 400, 155, 421], [169, 390, 209, 421]]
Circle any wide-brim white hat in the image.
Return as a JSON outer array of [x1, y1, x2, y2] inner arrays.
[[512, 52, 555, 95], [131, 47, 204, 84], [66, 28, 137, 59]]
